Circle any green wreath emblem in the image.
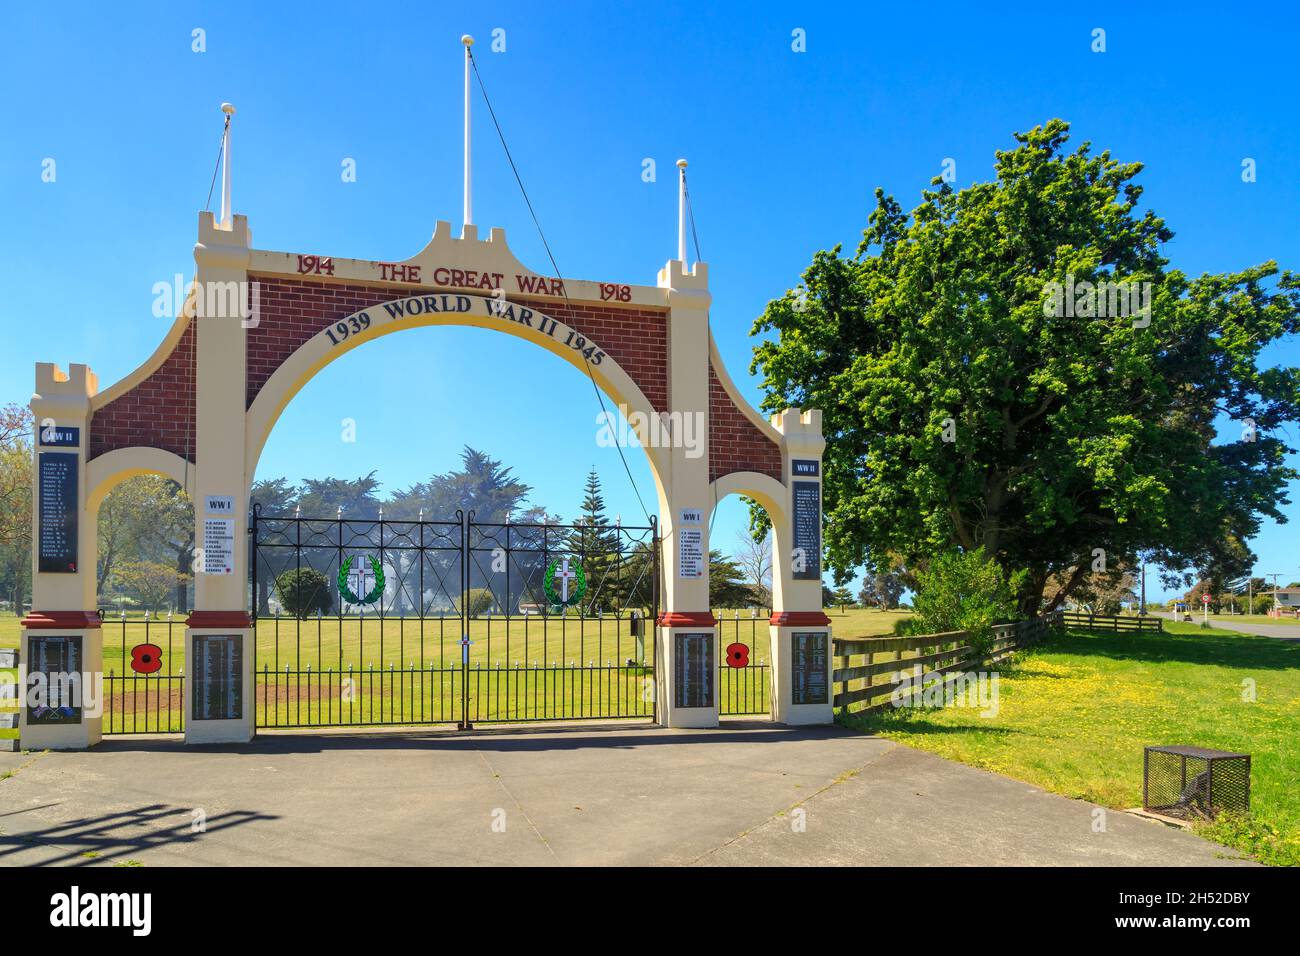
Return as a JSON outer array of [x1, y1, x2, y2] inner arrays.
[[338, 555, 385, 606], [543, 558, 587, 609]]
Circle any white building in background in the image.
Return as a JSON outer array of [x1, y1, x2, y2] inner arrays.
[[1266, 588, 1300, 615]]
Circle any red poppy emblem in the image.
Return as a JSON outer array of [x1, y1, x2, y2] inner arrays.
[[130, 643, 163, 674], [726, 642, 750, 668]]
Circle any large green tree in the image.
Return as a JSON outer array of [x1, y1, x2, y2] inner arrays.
[[0, 405, 32, 613], [751, 120, 1300, 613], [297, 472, 383, 518], [386, 448, 530, 522], [250, 477, 299, 614], [708, 550, 753, 609]]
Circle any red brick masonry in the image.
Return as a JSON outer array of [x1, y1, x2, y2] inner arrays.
[[246, 277, 671, 412], [708, 363, 782, 482], [87, 276, 783, 485], [89, 323, 196, 462]]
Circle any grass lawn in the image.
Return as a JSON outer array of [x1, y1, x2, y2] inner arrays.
[[842, 619, 1300, 866]]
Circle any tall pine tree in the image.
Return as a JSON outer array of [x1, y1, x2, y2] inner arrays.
[[566, 469, 621, 612]]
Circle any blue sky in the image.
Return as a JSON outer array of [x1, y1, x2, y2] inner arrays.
[[1, 1, 1297, 599]]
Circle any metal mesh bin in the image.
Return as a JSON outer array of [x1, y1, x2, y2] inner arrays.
[[1143, 745, 1250, 820]]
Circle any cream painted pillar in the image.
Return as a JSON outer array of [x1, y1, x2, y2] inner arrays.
[[22, 363, 104, 749], [768, 409, 833, 725], [654, 260, 718, 728], [185, 211, 255, 744]]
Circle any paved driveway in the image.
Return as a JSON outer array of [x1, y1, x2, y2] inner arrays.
[[1207, 618, 1300, 640], [0, 723, 1253, 867]]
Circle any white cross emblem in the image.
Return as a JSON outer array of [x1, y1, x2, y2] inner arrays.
[[348, 555, 374, 599], [554, 558, 577, 602]]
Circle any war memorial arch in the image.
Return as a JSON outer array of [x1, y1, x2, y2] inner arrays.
[[21, 100, 830, 749]]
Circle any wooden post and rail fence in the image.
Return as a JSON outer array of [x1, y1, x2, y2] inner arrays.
[[832, 610, 1165, 715], [1060, 612, 1164, 633], [832, 611, 1063, 715]]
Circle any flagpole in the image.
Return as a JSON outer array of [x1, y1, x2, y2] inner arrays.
[[676, 159, 688, 264], [462, 35, 474, 233], [219, 103, 236, 227]]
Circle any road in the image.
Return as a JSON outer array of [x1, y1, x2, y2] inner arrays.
[[1207, 617, 1300, 641]]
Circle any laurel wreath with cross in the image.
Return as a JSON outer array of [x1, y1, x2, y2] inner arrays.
[[543, 557, 587, 609], [338, 555, 385, 606]]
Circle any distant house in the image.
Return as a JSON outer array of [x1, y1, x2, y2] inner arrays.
[[1266, 588, 1300, 615]]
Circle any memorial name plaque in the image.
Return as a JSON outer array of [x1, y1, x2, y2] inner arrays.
[[38, 452, 78, 573], [791, 480, 821, 581], [674, 632, 714, 709], [202, 517, 236, 575], [38, 425, 80, 447], [791, 458, 820, 477], [193, 635, 243, 720], [791, 631, 829, 705], [26, 634, 83, 724], [678, 528, 704, 579]]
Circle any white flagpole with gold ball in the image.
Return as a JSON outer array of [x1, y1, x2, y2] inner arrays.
[[463, 35, 474, 233], [219, 102, 235, 227]]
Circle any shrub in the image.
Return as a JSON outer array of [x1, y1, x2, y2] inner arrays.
[[274, 568, 332, 619], [910, 547, 1021, 656], [465, 587, 496, 616]]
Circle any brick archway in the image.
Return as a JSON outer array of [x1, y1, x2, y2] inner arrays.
[[27, 212, 828, 748], [85, 275, 784, 486], [240, 289, 676, 502]]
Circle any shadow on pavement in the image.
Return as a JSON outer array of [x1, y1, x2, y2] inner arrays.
[[82, 720, 881, 756], [0, 804, 277, 866]]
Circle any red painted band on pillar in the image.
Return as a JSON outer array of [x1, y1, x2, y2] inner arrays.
[[656, 611, 718, 627], [186, 611, 253, 629], [769, 611, 832, 627], [21, 611, 103, 629]]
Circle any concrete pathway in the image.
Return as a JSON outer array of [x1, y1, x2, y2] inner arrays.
[[0, 724, 1253, 867]]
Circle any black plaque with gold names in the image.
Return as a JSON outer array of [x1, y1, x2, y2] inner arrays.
[[791, 631, 829, 705], [193, 635, 243, 721], [791, 480, 821, 581], [674, 632, 714, 709], [26, 634, 83, 724], [38, 452, 78, 574]]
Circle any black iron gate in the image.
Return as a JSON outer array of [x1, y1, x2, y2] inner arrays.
[[251, 507, 659, 729]]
